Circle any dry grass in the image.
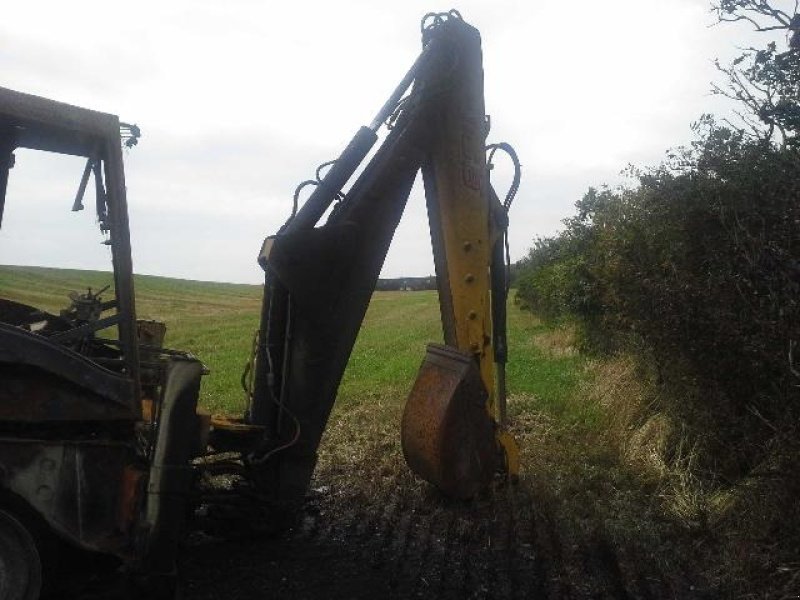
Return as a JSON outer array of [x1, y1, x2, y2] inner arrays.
[[316, 389, 406, 481], [572, 349, 800, 598], [6, 265, 797, 597], [206, 274, 800, 598], [531, 323, 579, 358], [579, 355, 656, 450]]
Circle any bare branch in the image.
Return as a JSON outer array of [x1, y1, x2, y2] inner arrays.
[[758, 0, 792, 24], [711, 0, 795, 29], [718, 12, 774, 29], [711, 1, 798, 146], [718, 13, 789, 30]]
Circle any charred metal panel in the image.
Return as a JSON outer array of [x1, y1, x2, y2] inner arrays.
[[143, 357, 203, 575], [0, 86, 142, 413], [0, 299, 69, 332], [0, 134, 12, 229], [0, 324, 136, 422], [263, 222, 359, 316], [0, 366, 135, 423], [0, 87, 120, 148], [103, 130, 142, 405], [0, 438, 140, 557], [256, 112, 431, 505]]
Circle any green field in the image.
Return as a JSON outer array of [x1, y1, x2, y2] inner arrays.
[[0, 264, 591, 421], [2, 264, 754, 596]]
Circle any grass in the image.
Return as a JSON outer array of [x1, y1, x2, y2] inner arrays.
[[5, 264, 794, 597], [505, 311, 599, 427], [0, 264, 593, 421], [0, 264, 263, 414]]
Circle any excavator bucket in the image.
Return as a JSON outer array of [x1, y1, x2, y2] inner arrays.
[[401, 344, 497, 499]]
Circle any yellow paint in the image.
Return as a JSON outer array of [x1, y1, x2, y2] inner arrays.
[[497, 429, 520, 478], [425, 96, 495, 411], [423, 22, 519, 476]]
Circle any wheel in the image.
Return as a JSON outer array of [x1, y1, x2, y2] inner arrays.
[[0, 509, 42, 600]]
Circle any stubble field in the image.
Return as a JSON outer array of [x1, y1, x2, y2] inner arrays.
[[1, 265, 708, 599]]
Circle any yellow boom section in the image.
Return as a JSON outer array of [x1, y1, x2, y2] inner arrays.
[[401, 16, 518, 498]]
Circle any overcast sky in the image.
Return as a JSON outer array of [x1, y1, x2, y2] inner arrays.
[[0, 0, 784, 283]]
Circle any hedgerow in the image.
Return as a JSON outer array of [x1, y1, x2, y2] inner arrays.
[[516, 125, 800, 471]]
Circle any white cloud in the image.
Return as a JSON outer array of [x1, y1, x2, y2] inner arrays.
[[0, 0, 780, 282]]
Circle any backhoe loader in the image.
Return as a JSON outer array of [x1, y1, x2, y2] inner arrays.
[[0, 10, 520, 598]]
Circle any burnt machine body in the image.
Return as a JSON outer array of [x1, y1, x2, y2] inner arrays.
[[0, 10, 519, 599], [0, 89, 206, 598]]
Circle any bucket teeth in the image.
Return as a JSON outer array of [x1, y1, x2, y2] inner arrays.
[[401, 343, 497, 498]]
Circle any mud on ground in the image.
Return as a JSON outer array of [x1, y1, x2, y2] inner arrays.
[[57, 397, 711, 599], [179, 403, 711, 600]]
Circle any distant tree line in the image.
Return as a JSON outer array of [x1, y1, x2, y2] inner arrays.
[[375, 276, 437, 291]]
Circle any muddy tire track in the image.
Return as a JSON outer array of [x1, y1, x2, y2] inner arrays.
[[59, 466, 707, 600], [174, 473, 698, 600]]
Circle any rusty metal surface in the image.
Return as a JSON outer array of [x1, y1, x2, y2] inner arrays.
[[143, 357, 203, 575], [208, 416, 264, 453], [0, 324, 136, 422], [401, 344, 497, 498], [0, 437, 141, 558]]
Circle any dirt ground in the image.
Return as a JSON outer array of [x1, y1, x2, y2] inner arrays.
[[179, 471, 705, 600], [62, 404, 711, 600]]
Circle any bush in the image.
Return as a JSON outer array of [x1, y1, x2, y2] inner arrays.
[[516, 126, 800, 471]]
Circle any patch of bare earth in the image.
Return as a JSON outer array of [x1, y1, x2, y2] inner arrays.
[[179, 396, 709, 599]]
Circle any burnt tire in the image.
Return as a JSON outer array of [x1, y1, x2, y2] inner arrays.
[[0, 509, 41, 600]]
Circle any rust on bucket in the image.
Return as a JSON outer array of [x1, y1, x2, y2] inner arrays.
[[401, 343, 497, 498]]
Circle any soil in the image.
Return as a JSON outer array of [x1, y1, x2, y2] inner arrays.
[[61, 408, 711, 599], [178, 472, 705, 600]]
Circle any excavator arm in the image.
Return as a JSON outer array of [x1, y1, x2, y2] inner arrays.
[[0, 13, 518, 594], [222, 11, 520, 507]]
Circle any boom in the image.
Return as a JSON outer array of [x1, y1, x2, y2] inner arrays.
[[228, 11, 520, 506], [0, 11, 521, 597]]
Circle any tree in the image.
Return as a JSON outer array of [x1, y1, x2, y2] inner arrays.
[[711, 0, 800, 147]]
